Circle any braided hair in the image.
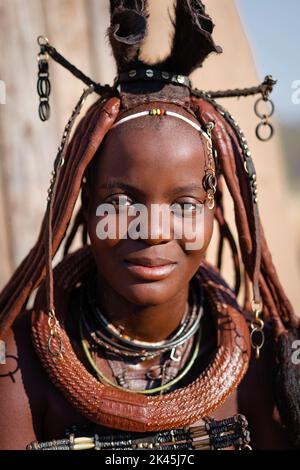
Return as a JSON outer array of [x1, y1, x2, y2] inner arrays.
[[0, 0, 299, 447]]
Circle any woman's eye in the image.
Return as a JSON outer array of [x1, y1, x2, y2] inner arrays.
[[171, 201, 204, 217], [108, 195, 133, 209]]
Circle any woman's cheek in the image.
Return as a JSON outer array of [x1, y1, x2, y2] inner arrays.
[[202, 206, 215, 248], [177, 207, 214, 254], [89, 211, 117, 250], [89, 210, 136, 249]]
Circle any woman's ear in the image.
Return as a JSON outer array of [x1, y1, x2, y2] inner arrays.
[[81, 178, 90, 222]]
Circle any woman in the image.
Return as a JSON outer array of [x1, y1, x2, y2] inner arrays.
[[0, 0, 299, 451]]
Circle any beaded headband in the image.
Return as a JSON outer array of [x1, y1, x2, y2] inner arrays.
[[111, 107, 210, 141]]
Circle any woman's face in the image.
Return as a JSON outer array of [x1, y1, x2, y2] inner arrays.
[[86, 108, 215, 306]]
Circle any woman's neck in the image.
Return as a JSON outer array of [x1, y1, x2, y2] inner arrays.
[[95, 275, 190, 343]]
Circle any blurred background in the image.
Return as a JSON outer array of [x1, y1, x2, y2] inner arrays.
[[0, 0, 299, 311]]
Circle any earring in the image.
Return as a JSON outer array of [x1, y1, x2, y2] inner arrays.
[[205, 174, 217, 210], [37, 36, 51, 121], [254, 96, 274, 142], [203, 122, 217, 210], [250, 300, 265, 359]]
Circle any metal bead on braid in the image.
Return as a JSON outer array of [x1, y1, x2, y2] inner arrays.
[[194, 93, 260, 205], [203, 121, 217, 210]]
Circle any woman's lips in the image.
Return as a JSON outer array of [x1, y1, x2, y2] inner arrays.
[[123, 261, 177, 281]]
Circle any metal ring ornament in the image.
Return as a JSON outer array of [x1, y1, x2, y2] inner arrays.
[[48, 333, 64, 360], [255, 120, 274, 142], [250, 317, 264, 331], [250, 327, 265, 359], [203, 172, 217, 193], [37, 76, 51, 97], [206, 190, 215, 210], [37, 35, 49, 46], [39, 100, 50, 121], [254, 97, 274, 119], [47, 314, 57, 330]]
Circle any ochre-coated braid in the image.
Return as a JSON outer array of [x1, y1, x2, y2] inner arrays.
[[191, 97, 299, 337], [0, 97, 120, 339]]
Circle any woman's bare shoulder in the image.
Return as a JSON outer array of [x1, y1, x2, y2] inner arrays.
[[0, 311, 48, 449]]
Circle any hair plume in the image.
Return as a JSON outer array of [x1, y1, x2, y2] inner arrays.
[[159, 0, 222, 76], [108, 0, 149, 72]]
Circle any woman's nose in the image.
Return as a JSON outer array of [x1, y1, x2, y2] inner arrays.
[[139, 203, 173, 246]]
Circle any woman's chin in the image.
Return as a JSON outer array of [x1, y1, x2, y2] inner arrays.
[[118, 279, 180, 307]]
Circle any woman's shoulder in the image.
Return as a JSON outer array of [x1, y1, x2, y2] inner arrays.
[[0, 311, 49, 449], [0, 310, 49, 393]]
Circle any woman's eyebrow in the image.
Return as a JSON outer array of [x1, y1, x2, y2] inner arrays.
[[169, 184, 204, 194], [98, 181, 204, 195], [98, 181, 140, 192]]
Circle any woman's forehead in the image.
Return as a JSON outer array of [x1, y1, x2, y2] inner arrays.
[[89, 126, 207, 197], [98, 119, 206, 171]]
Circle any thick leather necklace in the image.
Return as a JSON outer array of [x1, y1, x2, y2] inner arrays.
[[31, 246, 250, 432]]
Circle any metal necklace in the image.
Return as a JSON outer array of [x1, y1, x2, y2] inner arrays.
[[78, 275, 203, 394], [81, 274, 204, 361]]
